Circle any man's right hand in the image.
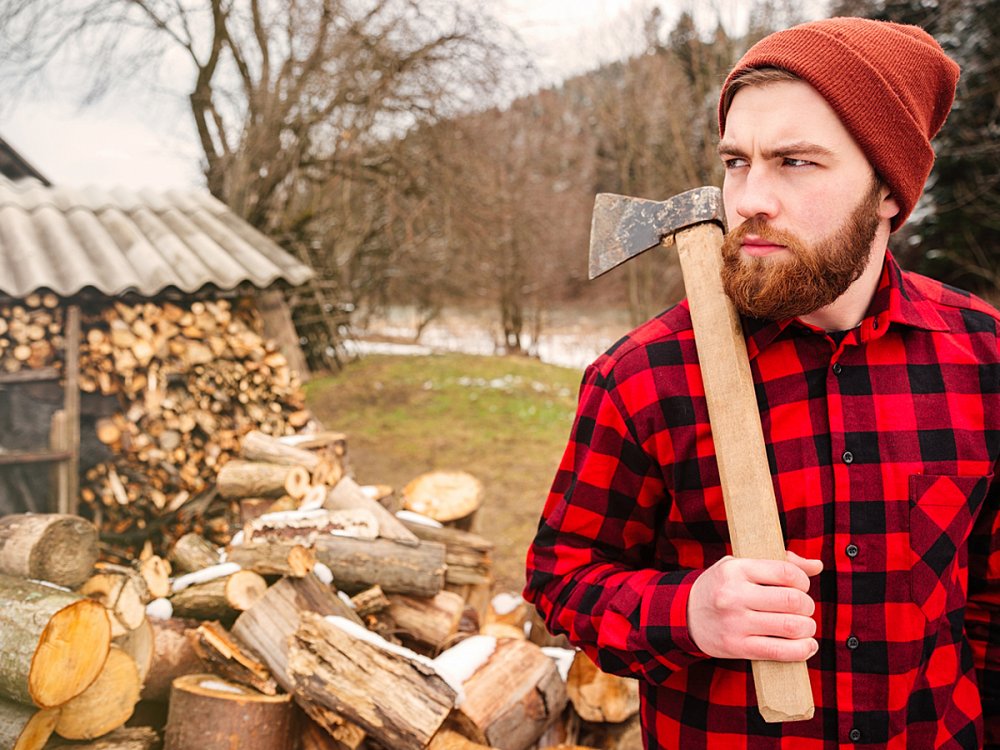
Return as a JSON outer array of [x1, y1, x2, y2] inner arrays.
[[687, 551, 822, 662]]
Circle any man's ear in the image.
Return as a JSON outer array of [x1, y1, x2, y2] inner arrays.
[[879, 186, 901, 221]]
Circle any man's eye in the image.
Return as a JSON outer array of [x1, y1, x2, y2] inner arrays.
[[784, 158, 813, 167], [723, 158, 748, 169]]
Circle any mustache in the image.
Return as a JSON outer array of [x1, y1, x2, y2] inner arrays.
[[725, 217, 802, 251]]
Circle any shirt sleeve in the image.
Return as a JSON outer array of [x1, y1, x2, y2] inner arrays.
[[966, 474, 999, 747], [523, 362, 708, 683]]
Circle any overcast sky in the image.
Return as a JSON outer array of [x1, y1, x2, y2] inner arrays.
[[0, 0, 826, 190]]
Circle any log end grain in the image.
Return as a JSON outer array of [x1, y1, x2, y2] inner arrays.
[[30, 598, 111, 708], [11, 706, 58, 750], [54, 647, 141, 740]]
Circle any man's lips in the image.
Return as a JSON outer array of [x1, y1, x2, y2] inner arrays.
[[741, 236, 788, 257]]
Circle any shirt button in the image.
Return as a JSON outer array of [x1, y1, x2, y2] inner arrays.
[[842, 450, 854, 464], [833, 363, 843, 375], [846, 543, 859, 558], [850, 728, 862, 742], [872, 319, 879, 330], [847, 636, 860, 650]]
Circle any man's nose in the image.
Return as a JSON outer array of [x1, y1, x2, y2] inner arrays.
[[734, 168, 780, 221]]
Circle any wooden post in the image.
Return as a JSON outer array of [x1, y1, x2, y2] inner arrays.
[[63, 303, 81, 515]]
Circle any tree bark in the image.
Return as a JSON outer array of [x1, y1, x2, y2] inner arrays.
[[400, 521, 493, 587], [217, 460, 310, 499], [288, 612, 455, 750], [381, 591, 466, 654], [141, 617, 206, 703], [0, 698, 56, 750], [0, 574, 110, 707], [0, 514, 98, 589], [45, 726, 159, 750], [168, 570, 267, 621], [312, 536, 446, 597], [163, 674, 294, 750], [242, 429, 320, 470], [167, 533, 221, 574], [226, 541, 315, 577]]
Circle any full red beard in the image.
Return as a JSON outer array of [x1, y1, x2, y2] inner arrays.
[[720, 182, 882, 321]]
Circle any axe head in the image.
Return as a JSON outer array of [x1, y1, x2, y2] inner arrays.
[[588, 186, 725, 279]]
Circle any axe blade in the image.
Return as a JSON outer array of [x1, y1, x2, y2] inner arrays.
[[588, 186, 725, 279]]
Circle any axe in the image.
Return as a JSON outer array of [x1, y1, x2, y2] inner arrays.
[[589, 186, 814, 723]]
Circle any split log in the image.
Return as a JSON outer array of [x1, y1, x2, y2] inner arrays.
[[190, 621, 278, 695], [226, 541, 315, 577], [566, 651, 640, 724], [312, 536, 446, 597], [381, 591, 467, 654], [163, 674, 294, 750], [243, 508, 378, 545], [138, 556, 171, 599], [242, 429, 320, 468], [79, 567, 149, 636], [288, 612, 456, 750], [400, 520, 493, 587], [324, 476, 418, 545], [451, 638, 567, 750], [167, 533, 221, 574], [299, 712, 347, 750], [0, 514, 99, 588], [350, 586, 390, 618], [402, 471, 483, 530], [427, 728, 492, 750], [113, 617, 154, 685], [0, 574, 111, 708], [45, 726, 159, 750], [168, 570, 267, 621], [232, 575, 365, 748], [54, 647, 141, 741], [0, 698, 57, 750], [217, 460, 310, 500], [141, 617, 206, 702]]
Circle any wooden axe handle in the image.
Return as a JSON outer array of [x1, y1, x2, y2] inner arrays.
[[674, 222, 815, 723]]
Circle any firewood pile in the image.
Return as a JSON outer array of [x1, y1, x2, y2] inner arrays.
[[1, 295, 641, 749], [0, 433, 640, 749]]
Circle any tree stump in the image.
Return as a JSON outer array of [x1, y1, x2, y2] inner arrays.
[[163, 674, 294, 750], [402, 471, 483, 531]]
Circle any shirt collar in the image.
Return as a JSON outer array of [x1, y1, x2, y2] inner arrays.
[[742, 250, 949, 360]]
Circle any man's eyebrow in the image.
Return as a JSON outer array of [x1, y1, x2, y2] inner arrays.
[[717, 141, 836, 159]]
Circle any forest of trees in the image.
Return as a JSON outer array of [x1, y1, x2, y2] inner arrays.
[[2, 0, 998, 356]]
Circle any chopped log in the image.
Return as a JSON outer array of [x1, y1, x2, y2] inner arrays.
[[577, 715, 642, 750], [480, 622, 526, 640], [45, 726, 160, 750], [113, 617, 154, 685], [288, 612, 456, 750], [0, 574, 111, 708], [0, 513, 99, 588], [167, 533, 221, 574], [324, 476, 418, 545], [54, 647, 141, 741], [350, 586, 390, 618], [168, 570, 267, 621], [400, 520, 493, 587], [451, 638, 567, 750], [0, 698, 57, 750], [190, 621, 278, 695], [312, 536, 446, 597], [243, 508, 378, 545], [277, 431, 347, 452], [232, 576, 365, 747], [80, 567, 149, 636], [566, 650, 640, 724], [242, 429, 320, 471], [402, 471, 483, 530], [141, 617, 206, 702], [382, 591, 467, 654], [226, 541, 316, 577], [163, 674, 294, 750], [217, 460, 310, 500], [299, 712, 347, 750], [138, 556, 171, 599]]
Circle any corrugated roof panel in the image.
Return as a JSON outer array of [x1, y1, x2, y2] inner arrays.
[[0, 182, 315, 299]]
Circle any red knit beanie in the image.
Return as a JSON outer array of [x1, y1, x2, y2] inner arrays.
[[719, 17, 960, 232]]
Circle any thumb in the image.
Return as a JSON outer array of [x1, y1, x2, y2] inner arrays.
[[786, 549, 823, 577]]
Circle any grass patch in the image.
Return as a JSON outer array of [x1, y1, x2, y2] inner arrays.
[[305, 353, 583, 591]]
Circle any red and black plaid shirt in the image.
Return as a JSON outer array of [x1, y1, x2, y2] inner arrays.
[[525, 252, 1000, 748]]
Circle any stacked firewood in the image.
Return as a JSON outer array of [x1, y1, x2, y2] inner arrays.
[[74, 298, 313, 555], [0, 293, 63, 373]]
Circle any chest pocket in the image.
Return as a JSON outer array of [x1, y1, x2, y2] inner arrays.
[[908, 473, 991, 622]]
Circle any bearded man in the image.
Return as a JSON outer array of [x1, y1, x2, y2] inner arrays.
[[524, 17, 999, 749]]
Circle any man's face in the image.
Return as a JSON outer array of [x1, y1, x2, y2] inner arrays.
[[717, 79, 898, 321]]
